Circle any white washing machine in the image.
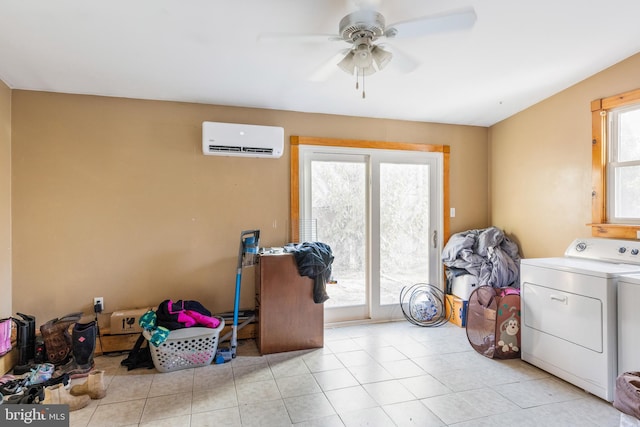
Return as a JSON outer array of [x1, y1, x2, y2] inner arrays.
[[618, 273, 640, 375], [520, 238, 640, 402]]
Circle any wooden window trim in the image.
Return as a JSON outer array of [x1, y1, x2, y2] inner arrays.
[[590, 88, 640, 238], [289, 135, 450, 243]]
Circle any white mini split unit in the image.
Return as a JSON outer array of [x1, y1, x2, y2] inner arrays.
[[202, 122, 284, 158]]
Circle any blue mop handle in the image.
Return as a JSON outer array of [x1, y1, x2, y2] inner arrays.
[[232, 269, 242, 328], [231, 230, 260, 355]]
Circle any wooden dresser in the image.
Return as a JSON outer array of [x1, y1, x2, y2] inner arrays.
[[255, 253, 324, 354]]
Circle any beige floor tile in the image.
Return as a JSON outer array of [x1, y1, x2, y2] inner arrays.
[[394, 341, 432, 358], [382, 400, 445, 427], [399, 374, 452, 399], [347, 362, 394, 384], [191, 407, 242, 427], [100, 374, 153, 404], [284, 392, 336, 423], [379, 358, 426, 379], [86, 398, 146, 427], [496, 376, 588, 408], [339, 406, 396, 427], [138, 414, 191, 427], [421, 387, 519, 424], [233, 363, 273, 384], [365, 345, 407, 363], [193, 364, 234, 389], [238, 399, 292, 427], [191, 384, 238, 413], [276, 373, 322, 398], [292, 414, 345, 427], [324, 338, 361, 353], [231, 354, 268, 368], [325, 385, 378, 414], [236, 378, 281, 404], [139, 391, 192, 424], [269, 357, 311, 378], [303, 353, 344, 373], [148, 369, 194, 397], [363, 379, 416, 405], [313, 368, 359, 391], [69, 400, 98, 427], [334, 350, 376, 367]]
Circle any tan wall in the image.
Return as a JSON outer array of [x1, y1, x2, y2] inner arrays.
[[0, 80, 10, 318], [489, 52, 640, 258], [11, 91, 488, 324]]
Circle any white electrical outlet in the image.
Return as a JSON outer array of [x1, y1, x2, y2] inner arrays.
[[93, 297, 104, 312]]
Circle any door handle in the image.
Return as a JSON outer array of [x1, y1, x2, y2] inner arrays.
[[550, 294, 567, 304], [432, 230, 438, 249]]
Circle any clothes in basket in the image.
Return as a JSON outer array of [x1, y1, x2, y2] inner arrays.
[[143, 320, 224, 373]]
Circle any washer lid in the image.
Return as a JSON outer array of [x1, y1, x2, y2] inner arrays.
[[619, 273, 640, 284], [520, 257, 640, 278]]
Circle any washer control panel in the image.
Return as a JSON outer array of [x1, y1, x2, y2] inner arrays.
[[566, 238, 640, 264]]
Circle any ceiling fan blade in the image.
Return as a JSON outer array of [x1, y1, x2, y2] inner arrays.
[[309, 49, 351, 82], [382, 43, 419, 73], [385, 7, 477, 38], [257, 33, 342, 44]]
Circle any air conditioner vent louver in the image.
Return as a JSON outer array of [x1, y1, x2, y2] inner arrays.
[[208, 145, 242, 153], [243, 147, 273, 154], [202, 122, 284, 158], [207, 145, 274, 155]]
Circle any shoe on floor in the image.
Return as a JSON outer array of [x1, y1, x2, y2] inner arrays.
[[70, 370, 106, 399], [43, 383, 90, 411], [3, 385, 45, 404], [25, 363, 55, 386]]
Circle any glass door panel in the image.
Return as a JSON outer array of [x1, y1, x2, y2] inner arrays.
[[310, 159, 367, 310], [379, 163, 430, 306]]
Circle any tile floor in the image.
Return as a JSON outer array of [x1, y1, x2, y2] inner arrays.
[[69, 321, 624, 426]]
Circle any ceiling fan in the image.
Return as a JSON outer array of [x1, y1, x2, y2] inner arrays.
[[259, 4, 477, 98]]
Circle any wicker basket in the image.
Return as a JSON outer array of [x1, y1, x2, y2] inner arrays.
[[143, 318, 224, 373]]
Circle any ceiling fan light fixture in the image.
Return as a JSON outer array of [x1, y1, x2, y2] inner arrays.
[[371, 45, 392, 70], [337, 52, 356, 75], [353, 43, 373, 68]]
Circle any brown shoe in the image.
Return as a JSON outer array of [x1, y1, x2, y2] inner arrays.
[[70, 369, 106, 399]]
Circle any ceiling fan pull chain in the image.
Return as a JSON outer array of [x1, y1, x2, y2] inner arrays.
[[362, 69, 366, 99]]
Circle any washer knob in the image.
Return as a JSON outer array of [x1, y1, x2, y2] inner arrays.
[[619, 247, 627, 254], [576, 242, 587, 252], [632, 249, 639, 256]]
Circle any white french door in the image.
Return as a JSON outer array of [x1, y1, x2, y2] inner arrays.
[[299, 146, 442, 323]]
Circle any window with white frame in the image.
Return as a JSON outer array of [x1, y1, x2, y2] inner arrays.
[[607, 104, 640, 224], [591, 88, 640, 238]]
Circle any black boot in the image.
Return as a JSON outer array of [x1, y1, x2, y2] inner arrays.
[[11, 317, 31, 375], [12, 313, 37, 375], [53, 321, 96, 378], [16, 313, 36, 361]]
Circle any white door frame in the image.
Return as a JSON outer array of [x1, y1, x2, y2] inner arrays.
[[298, 145, 443, 323]]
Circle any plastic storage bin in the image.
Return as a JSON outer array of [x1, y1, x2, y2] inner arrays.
[[143, 319, 224, 373]]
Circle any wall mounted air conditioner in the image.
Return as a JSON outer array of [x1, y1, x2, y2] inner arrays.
[[202, 122, 284, 158]]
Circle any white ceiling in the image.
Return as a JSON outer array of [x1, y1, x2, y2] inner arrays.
[[1, 0, 640, 127]]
